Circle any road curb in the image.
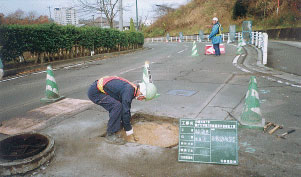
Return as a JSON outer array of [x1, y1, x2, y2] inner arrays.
[[239, 45, 301, 87]]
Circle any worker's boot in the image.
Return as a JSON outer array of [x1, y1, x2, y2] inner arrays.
[[105, 133, 126, 145]]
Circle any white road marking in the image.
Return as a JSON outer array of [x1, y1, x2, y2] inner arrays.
[[177, 50, 185, 54], [234, 64, 251, 73], [233, 55, 240, 64]]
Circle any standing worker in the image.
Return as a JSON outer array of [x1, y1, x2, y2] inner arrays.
[[87, 73, 159, 145], [209, 17, 223, 56]]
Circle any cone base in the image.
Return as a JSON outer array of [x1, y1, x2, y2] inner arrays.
[[238, 118, 265, 130], [40, 96, 65, 103]]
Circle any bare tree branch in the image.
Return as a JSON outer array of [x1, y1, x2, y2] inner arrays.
[[77, 0, 119, 28]]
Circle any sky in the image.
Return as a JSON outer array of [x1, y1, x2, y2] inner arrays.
[[0, 0, 189, 24]]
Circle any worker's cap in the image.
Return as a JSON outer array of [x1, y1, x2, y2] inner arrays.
[[138, 82, 160, 101], [212, 17, 218, 21]]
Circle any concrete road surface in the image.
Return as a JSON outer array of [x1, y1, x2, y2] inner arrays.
[[267, 40, 301, 76], [0, 42, 300, 176]]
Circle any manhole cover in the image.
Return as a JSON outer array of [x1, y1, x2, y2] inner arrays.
[[0, 133, 55, 176], [0, 133, 48, 160], [118, 113, 179, 148], [167, 89, 197, 97]]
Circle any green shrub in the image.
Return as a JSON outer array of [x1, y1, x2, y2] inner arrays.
[[0, 24, 144, 64]]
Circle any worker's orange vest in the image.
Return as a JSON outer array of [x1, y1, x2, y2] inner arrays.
[[97, 76, 138, 96]]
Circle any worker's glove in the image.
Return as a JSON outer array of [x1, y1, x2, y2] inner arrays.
[[126, 128, 134, 136]]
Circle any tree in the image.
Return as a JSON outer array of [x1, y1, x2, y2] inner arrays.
[[78, 0, 119, 28], [129, 18, 135, 32], [232, 0, 247, 20], [154, 4, 175, 17], [0, 10, 49, 25], [0, 13, 4, 25]]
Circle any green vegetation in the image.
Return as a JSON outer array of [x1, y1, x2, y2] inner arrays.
[[130, 18, 136, 32], [0, 24, 144, 66], [144, 0, 301, 37]]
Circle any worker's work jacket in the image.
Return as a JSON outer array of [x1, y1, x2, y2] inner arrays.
[[209, 22, 223, 44], [97, 76, 137, 131]]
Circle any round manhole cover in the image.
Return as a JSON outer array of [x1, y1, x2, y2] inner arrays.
[[0, 133, 55, 176], [0, 133, 48, 160], [118, 113, 179, 148]]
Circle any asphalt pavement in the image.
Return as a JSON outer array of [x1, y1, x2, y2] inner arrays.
[[0, 41, 301, 176], [267, 40, 301, 76]]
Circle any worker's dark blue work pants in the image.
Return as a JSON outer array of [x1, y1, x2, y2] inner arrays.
[[213, 43, 221, 56], [87, 81, 123, 134]]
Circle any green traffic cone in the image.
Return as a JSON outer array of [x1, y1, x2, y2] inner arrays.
[[41, 65, 65, 103], [191, 41, 199, 57], [239, 76, 265, 129], [236, 39, 243, 55], [143, 61, 152, 84], [0, 58, 3, 80], [141, 61, 160, 100]]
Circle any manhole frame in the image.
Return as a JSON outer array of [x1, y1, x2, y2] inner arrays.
[[0, 133, 55, 176]]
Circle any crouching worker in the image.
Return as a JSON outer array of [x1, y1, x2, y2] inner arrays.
[[87, 76, 158, 145]]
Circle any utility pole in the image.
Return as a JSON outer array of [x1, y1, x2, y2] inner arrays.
[[92, 15, 95, 26], [136, 0, 138, 30], [277, 0, 279, 15], [48, 6, 52, 19], [119, 0, 123, 31]]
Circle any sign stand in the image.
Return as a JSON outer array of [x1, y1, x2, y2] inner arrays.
[[178, 119, 238, 165]]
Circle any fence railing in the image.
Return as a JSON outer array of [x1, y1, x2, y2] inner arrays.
[[145, 31, 268, 65]]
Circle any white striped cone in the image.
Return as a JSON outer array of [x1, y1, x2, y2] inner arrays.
[[240, 76, 265, 129], [41, 65, 65, 102], [191, 41, 199, 56], [0, 58, 3, 79], [236, 39, 243, 55], [0, 69, 3, 80], [141, 61, 160, 100], [143, 61, 152, 84]]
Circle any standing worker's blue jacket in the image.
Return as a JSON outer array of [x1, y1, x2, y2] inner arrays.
[[209, 22, 223, 44]]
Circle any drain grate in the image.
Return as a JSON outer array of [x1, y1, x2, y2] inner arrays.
[[167, 89, 197, 97], [0, 134, 48, 160]]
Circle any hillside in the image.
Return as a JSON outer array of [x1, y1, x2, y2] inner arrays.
[[144, 0, 301, 37]]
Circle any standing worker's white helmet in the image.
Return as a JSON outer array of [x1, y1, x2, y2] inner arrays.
[[212, 17, 218, 21]]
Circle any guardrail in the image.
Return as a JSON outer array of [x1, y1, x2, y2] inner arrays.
[[251, 32, 268, 65], [145, 31, 268, 65]]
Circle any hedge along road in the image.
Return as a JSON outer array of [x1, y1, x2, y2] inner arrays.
[[0, 24, 144, 65], [0, 42, 184, 122]]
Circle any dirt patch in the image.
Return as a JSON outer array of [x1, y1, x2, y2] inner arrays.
[[118, 113, 179, 148]]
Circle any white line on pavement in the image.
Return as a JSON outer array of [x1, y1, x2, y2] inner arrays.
[[119, 61, 157, 75], [235, 64, 251, 73], [177, 50, 185, 54], [232, 55, 240, 64]]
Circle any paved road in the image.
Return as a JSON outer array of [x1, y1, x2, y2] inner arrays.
[[0, 42, 244, 122], [267, 40, 301, 76], [1, 42, 301, 176]]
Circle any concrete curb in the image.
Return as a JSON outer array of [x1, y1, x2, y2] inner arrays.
[[241, 45, 301, 86], [3, 47, 147, 78]]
